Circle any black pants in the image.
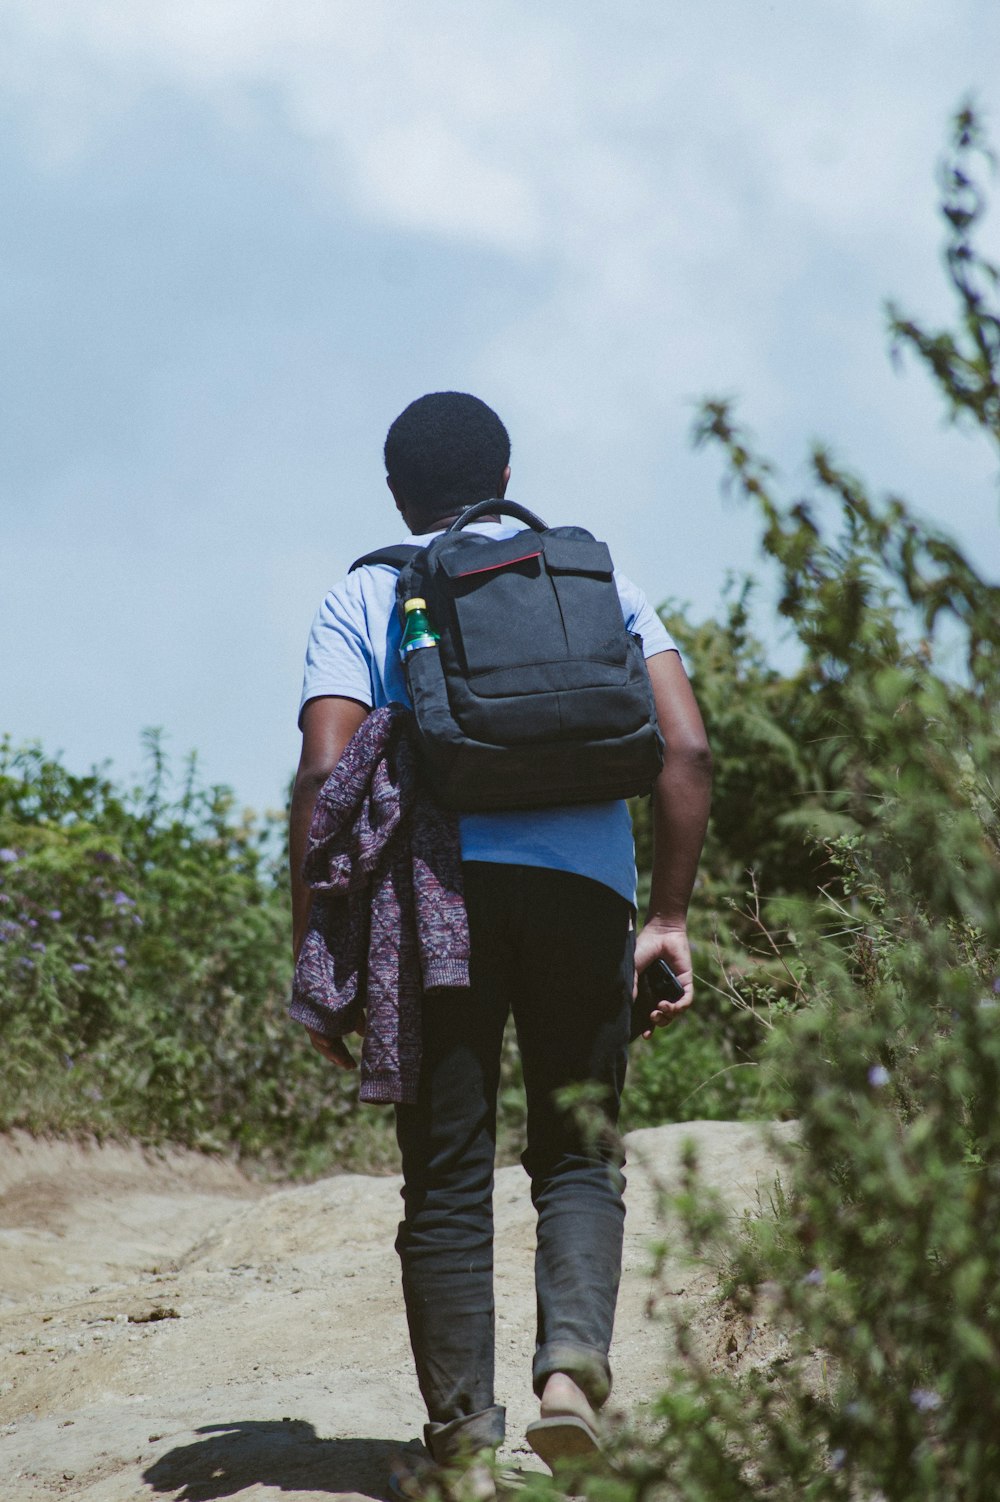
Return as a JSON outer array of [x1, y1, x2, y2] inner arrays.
[[394, 862, 634, 1463]]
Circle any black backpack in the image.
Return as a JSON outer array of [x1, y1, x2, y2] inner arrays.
[[350, 500, 664, 812]]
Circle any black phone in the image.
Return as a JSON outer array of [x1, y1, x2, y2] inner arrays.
[[630, 958, 685, 1041]]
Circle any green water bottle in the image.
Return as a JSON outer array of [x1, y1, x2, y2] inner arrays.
[[400, 597, 438, 659]]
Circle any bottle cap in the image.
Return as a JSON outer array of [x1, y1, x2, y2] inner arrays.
[[403, 598, 427, 613]]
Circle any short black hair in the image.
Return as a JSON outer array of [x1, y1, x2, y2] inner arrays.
[[384, 392, 510, 528]]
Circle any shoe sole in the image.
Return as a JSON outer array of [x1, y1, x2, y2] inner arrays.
[[525, 1415, 603, 1473]]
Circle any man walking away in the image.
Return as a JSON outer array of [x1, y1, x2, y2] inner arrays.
[[288, 392, 712, 1490]]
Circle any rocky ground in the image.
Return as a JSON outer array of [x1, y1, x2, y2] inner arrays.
[[0, 1120, 796, 1501]]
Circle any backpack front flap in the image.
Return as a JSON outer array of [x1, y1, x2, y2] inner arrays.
[[395, 521, 664, 811]]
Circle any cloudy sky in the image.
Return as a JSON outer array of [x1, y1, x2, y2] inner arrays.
[[3, 0, 999, 816]]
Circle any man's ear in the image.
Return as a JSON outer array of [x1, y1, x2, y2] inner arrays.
[[497, 465, 511, 498], [386, 476, 406, 517]]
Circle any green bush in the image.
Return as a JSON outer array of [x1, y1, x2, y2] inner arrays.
[[629, 562, 863, 1123], [0, 733, 398, 1175], [580, 105, 1000, 1501]]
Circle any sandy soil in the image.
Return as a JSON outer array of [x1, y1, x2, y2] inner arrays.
[[0, 1120, 796, 1501]]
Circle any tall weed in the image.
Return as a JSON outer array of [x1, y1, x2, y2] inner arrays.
[[587, 106, 1000, 1501]]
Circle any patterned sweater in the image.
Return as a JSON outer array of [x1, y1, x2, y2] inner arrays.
[[288, 704, 470, 1104]]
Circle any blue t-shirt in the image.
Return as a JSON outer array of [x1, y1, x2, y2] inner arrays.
[[299, 523, 677, 905]]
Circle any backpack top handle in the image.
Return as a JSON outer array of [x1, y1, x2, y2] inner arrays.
[[447, 499, 548, 533]]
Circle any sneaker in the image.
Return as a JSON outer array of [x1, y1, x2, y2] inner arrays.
[[389, 1451, 499, 1502]]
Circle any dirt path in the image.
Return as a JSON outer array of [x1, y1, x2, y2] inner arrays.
[[0, 1121, 795, 1501]]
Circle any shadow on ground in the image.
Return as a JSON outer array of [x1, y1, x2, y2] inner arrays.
[[142, 1419, 425, 1501]]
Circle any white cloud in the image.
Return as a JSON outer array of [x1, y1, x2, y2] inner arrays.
[[6, 0, 997, 435], [4, 0, 999, 809], [4, 2, 990, 244], [354, 117, 543, 251], [8, 0, 993, 476]]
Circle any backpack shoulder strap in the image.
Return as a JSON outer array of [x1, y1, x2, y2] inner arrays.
[[349, 545, 420, 573]]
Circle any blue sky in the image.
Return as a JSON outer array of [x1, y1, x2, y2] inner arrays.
[[3, 0, 998, 816]]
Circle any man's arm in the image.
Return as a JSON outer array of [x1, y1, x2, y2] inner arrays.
[[290, 694, 369, 1068], [633, 650, 712, 1033]]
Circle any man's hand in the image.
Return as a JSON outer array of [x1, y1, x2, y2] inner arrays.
[[306, 1028, 358, 1070], [632, 921, 694, 1037], [632, 649, 710, 1041]]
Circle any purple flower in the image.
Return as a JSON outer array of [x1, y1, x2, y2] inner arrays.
[[30, 942, 46, 954], [113, 945, 126, 957], [49, 909, 62, 922], [70, 962, 90, 974], [0, 848, 18, 863], [26, 918, 38, 929], [803, 1267, 825, 1287], [992, 977, 1000, 995], [113, 891, 134, 908], [911, 1388, 942, 1413], [868, 1064, 891, 1088]]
